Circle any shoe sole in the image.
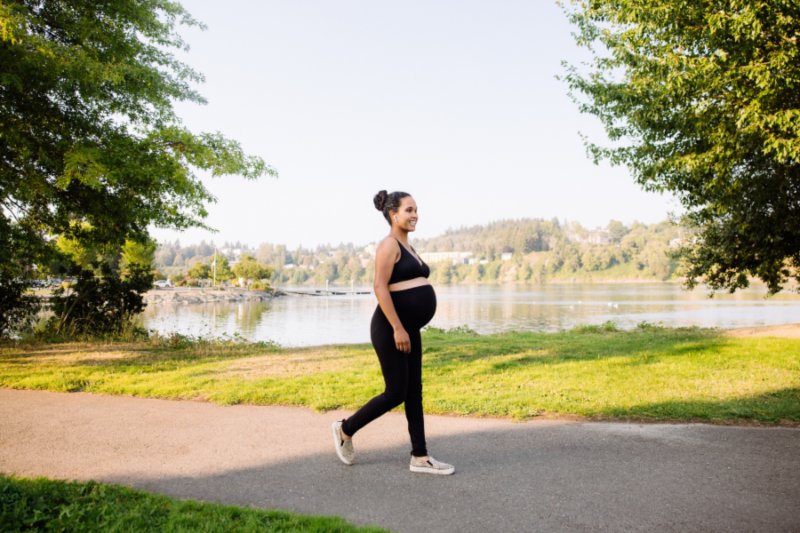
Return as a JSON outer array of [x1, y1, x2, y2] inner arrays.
[[409, 465, 455, 475], [331, 421, 353, 465]]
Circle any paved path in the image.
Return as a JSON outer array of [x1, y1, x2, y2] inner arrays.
[[1, 388, 798, 532]]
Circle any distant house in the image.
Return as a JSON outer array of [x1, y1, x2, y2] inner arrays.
[[668, 238, 686, 248], [500, 252, 513, 261], [420, 251, 473, 265], [567, 228, 611, 245], [218, 247, 244, 260]]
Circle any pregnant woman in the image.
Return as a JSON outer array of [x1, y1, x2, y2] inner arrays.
[[332, 190, 454, 475]]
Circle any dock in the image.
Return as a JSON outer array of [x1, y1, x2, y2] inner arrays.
[[277, 289, 372, 297]]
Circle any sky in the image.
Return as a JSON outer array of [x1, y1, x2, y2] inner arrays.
[[151, 0, 680, 249]]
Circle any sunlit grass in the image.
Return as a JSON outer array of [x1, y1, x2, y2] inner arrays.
[[0, 475, 386, 532], [1, 326, 798, 424]]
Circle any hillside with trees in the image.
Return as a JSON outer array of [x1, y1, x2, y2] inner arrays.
[[154, 219, 686, 287]]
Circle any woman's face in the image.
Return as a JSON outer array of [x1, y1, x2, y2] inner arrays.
[[392, 196, 418, 232]]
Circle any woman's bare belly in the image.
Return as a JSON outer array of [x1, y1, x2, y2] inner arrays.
[[388, 277, 430, 292]]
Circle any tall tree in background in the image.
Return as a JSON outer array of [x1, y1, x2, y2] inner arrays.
[[562, 1, 799, 293], [0, 0, 275, 334]]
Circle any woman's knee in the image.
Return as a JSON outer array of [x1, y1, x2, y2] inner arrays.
[[383, 385, 407, 407], [405, 383, 422, 405]]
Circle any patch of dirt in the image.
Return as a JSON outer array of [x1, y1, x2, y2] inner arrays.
[[0, 343, 147, 362], [724, 323, 800, 338], [218, 348, 364, 379]]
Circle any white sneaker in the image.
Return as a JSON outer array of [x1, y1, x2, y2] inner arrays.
[[331, 420, 354, 465], [410, 455, 455, 475]]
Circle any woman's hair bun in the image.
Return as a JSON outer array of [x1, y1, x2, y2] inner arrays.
[[373, 190, 388, 211]]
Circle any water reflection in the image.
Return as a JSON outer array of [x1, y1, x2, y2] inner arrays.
[[141, 283, 800, 347]]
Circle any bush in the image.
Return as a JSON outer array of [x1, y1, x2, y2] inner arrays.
[[0, 277, 40, 339], [47, 263, 153, 337], [571, 321, 619, 333]]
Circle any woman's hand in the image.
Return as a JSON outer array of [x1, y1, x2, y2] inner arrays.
[[393, 327, 411, 353]]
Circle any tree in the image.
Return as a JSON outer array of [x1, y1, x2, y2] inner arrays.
[[120, 239, 157, 282], [607, 220, 629, 244], [314, 261, 338, 285], [212, 254, 234, 284], [0, 1, 275, 334], [581, 247, 606, 272], [0, 227, 39, 336], [154, 243, 177, 268], [562, 1, 800, 293], [232, 254, 271, 287], [49, 232, 156, 335], [187, 260, 211, 280]]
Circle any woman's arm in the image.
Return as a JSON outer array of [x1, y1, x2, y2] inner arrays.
[[373, 238, 411, 353]]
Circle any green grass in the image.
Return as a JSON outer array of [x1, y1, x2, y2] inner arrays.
[[0, 475, 386, 532], [1, 326, 798, 424]]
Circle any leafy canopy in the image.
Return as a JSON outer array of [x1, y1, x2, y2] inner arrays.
[[562, 0, 800, 293], [0, 0, 275, 333], [232, 254, 272, 284]]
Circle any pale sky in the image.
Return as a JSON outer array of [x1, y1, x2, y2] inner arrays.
[[151, 0, 679, 249]]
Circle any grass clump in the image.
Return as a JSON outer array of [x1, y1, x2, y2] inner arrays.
[[570, 320, 620, 333], [1, 326, 798, 424], [0, 475, 385, 532]]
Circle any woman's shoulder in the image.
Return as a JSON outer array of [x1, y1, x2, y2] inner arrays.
[[375, 236, 402, 259], [377, 235, 401, 249]]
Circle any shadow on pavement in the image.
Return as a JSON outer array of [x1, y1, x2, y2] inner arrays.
[[105, 421, 800, 533]]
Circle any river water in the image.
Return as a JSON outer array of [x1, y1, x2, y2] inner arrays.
[[140, 283, 800, 347]]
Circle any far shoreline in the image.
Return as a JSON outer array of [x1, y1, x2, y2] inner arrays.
[[140, 278, 799, 306], [143, 286, 275, 304]]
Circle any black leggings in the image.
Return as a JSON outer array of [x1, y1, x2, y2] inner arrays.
[[342, 285, 436, 457]]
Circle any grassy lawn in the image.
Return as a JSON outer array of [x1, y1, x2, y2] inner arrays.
[[0, 475, 386, 532], [1, 326, 798, 424]]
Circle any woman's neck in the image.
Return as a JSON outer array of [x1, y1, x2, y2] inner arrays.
[[391, 228, 409, 245]]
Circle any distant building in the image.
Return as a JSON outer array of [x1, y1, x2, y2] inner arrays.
[[567, 228, 611, 245], [500, 252, 513, 261], [219, 247, 244, 259], [420, 251, 473, 265]]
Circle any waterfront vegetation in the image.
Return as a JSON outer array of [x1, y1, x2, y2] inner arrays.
[[156, 219, 684, 287], [0, 475, 385, 533], [1, 326, 798, 425]]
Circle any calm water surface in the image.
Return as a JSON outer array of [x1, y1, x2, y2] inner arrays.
[[141, 283, 800, 347], [144, 283, 800, 346]]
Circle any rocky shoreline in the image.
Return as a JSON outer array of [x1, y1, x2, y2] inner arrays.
[[143, 287, 277, 304]]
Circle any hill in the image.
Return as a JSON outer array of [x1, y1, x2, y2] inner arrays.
[[154, 218, 688, 286]]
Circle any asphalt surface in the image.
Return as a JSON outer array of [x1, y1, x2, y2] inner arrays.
[[1, 388, 798, 532]]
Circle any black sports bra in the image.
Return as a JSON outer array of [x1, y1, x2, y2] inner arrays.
[[389, 240, 430, 284]]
